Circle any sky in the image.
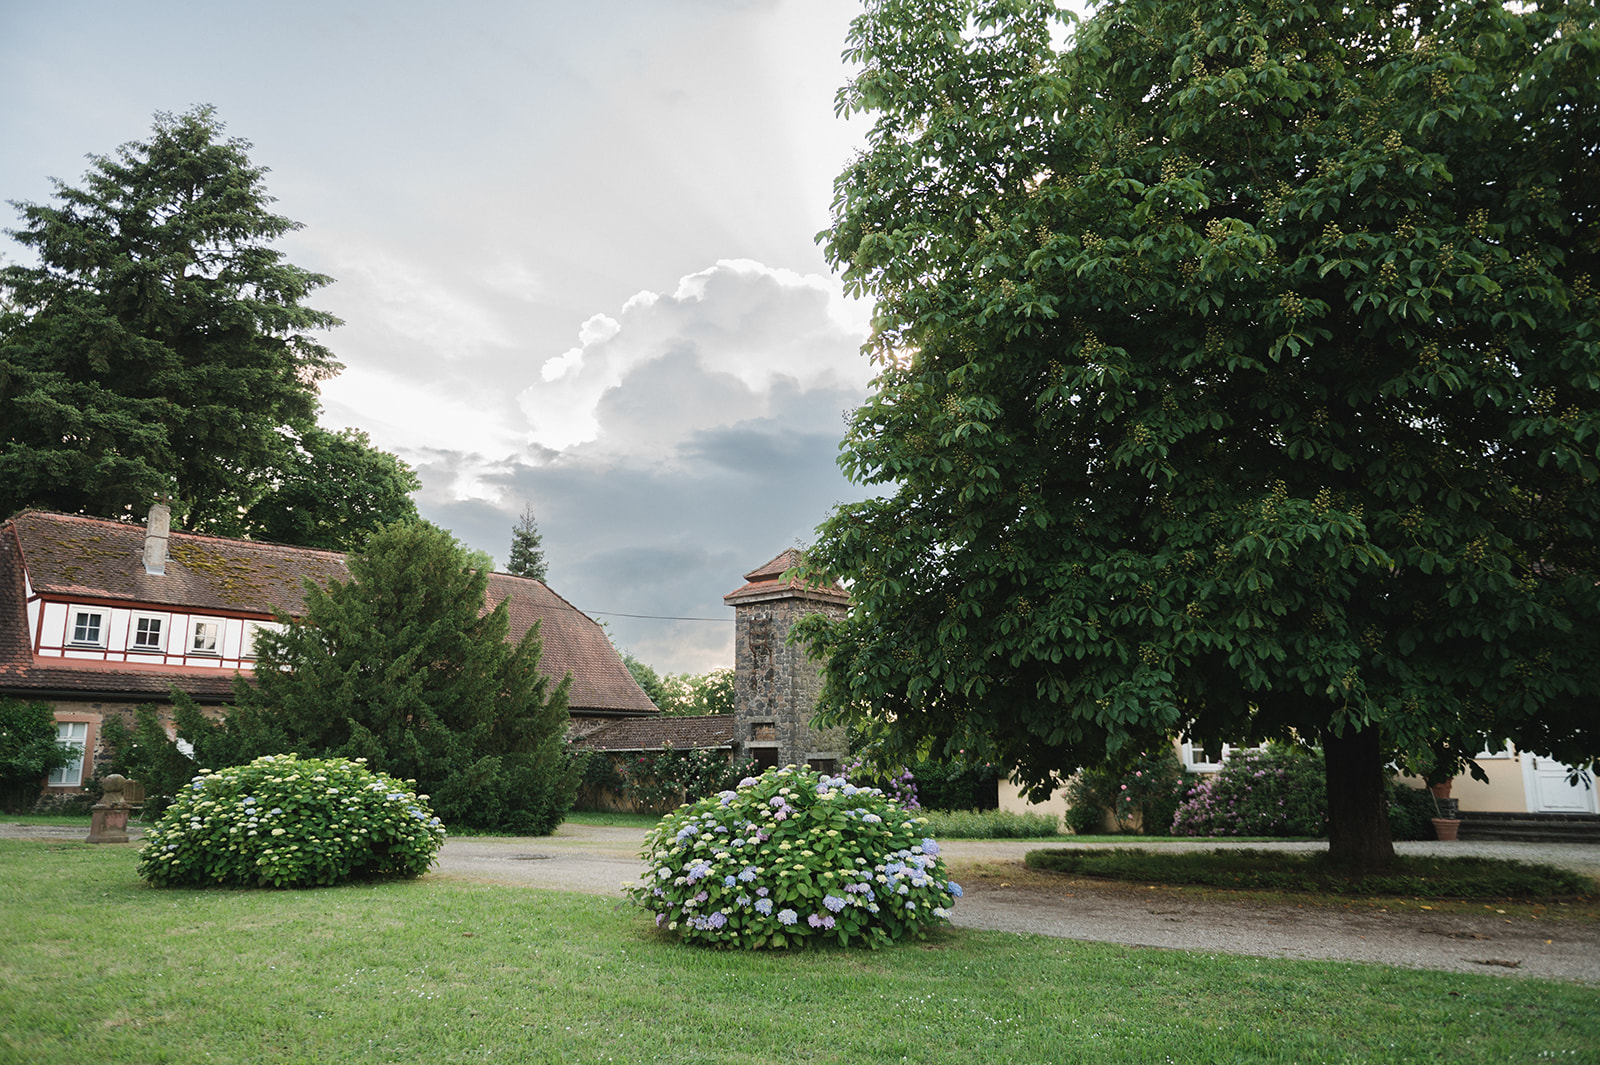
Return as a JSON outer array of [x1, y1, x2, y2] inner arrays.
[[0, 0, 895, 675]]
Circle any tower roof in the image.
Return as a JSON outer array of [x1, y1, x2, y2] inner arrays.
[[723, 548, 849, 606]]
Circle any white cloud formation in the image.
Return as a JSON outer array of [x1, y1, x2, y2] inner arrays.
[[517, 258, 870, 454]]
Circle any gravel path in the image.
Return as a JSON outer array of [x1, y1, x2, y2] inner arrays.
[[11, 822, 1597, 983]]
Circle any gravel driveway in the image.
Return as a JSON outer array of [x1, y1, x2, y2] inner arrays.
[[12, 822, 1597, 983], [431, 826, 1600, 984]]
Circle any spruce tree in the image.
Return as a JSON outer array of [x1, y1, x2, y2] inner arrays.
[[506, 504, 549, 582]]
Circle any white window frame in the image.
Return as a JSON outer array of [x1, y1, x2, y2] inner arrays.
[[130, 612, 167, 652], [69, 610, 106, 648], [48, 722, 88, 787], [190, 618, 222, 655], [242, 620, 279, 659]]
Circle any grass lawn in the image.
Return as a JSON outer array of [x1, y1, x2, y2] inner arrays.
[[3, 841, 1597, 1064]]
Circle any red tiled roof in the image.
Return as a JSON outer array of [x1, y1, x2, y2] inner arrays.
[[9, 510, 347, 616], [0, 511, 657, 716], [723, 548, 849, 606], [573, 714, 736, 752], [486, 573, 658, 716]]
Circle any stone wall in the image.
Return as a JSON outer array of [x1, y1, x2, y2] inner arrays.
[[732, 594, 848, 770]]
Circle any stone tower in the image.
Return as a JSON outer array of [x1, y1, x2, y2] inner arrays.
[[723, 549, 850, 773]]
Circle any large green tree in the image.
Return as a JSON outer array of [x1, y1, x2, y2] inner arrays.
[[798, 0, 1600, 868], [0, 106, 417, 544], [224, 427, 421, 552], [215, 521, 577, 833]]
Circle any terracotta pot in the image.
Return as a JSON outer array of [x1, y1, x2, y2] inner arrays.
[[1431, 817, 1461, 842], [1429, 780, 1453, 799]]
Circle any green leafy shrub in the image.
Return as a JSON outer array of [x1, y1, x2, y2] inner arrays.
[[905, 757, 1003, 811], [1171, 744, 1327, 837], [616, 747, 759, 815], [918, 808, 1059, 839], [1388, 783, 1440, 842], [137, 754, 445, 888], [0, 697, 76, 812], [98, 705, 199, 817], [1062, 746, 1189, 835], [629, 765, 961, 948]]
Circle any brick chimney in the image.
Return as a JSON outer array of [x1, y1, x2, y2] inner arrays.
[[143, 502, 170, 576]]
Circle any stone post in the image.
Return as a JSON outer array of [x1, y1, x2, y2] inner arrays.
[[87, 773, 132, 844]]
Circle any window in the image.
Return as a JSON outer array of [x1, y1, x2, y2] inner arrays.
[[131, 615, 164, 651], [751, 747, 779, 770], [48, 722, 88, 787], [70, 611, 105, 646], [191, 620, 220, 655]]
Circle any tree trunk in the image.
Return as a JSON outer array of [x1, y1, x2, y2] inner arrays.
[[1322, 724, 1396, 872]]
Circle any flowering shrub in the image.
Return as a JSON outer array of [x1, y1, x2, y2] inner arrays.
[[623, 746, 760, 815], [1062, 746, 1188, 835], [1170, 744, 1327, 837], [838, 755, 919, 809], [629, 765, 961, 948], [137, 754, 446, 888]]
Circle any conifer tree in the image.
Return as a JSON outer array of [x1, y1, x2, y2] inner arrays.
[[228, 521, 577, 833], [506, 504, 549, 582]]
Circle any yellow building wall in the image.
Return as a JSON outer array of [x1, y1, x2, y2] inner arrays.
[[996, 779, 1067, 829], [1397, 755, 1529, 813]]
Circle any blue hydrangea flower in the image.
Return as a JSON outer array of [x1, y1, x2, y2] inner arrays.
[[777, 908, 798, 925], [755, 898, 773, 916], [823, 894, 847, 913]]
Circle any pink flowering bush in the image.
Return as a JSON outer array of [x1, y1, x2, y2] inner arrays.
[[628, 765, 961, 948], [1170, 744, 1327, 837]]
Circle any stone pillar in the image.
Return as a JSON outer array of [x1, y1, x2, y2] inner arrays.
[[724, 551, 850, 772], [87, 773, 131, 844]]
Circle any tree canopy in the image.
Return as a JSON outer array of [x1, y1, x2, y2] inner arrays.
[[0, 106, 417, 545], [797, 0, 1600, 867], [189, 521, 577, 833]]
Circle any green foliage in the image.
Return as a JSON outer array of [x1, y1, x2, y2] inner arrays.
[[917, 808, 1060, 839], [622, 657, 736, 717], [902, 755, 1004, 811], [506, 504, 548, 582], [1388, 782, 1443, 842], [1063, 746, 1189, 835], [0, 107, 417, 547], [136, 754, 445, 888], [223, 427, 420, 552], [656, 668, 737, 717], [612, 746, 759, 815], [225, 521, 577, 834], [0, 698, 74, 811], [630, 765, 961, 948], [1172, 745, 1328, 837], [96, 706, 199, 816], [1025, 847, 1596, 899], [797, 0, 1600, 868]]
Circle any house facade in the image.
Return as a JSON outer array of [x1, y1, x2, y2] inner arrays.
[[0, 507, 657, 799]]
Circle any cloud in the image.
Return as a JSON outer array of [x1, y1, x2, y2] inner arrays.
[[406, 257, 875, 673], [517, 258, 869, 453]]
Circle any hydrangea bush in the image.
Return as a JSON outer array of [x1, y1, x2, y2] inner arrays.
[[629, 765, 961, 948], [137, 754, 446, 888]]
